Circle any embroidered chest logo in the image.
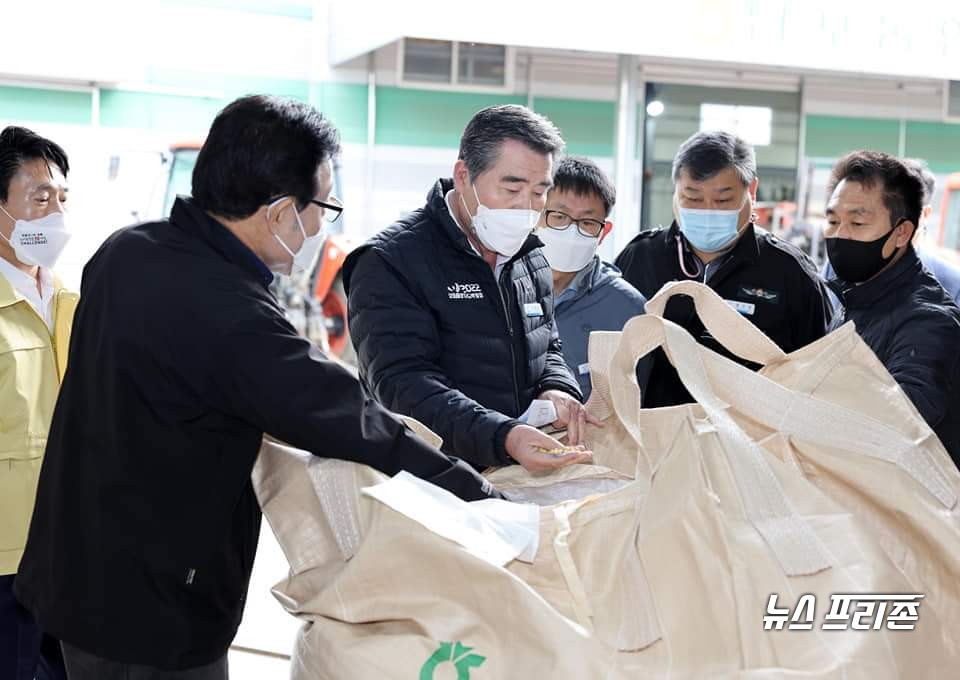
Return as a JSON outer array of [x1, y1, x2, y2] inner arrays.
[[740, 286, 780, 303], [447, 282, 484, 300]]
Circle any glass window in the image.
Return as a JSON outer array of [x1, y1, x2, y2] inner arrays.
[[403, 39, 453, 84], [458, 42, 506, 87], [700, 104, 773, 146]]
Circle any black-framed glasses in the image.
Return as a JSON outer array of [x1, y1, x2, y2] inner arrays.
[[269, 195, 344, 224], [310, 197, 344, 224], [544, 210, 605, 238]]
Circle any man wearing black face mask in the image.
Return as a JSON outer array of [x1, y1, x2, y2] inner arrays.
[[825, 151, 960, 467]]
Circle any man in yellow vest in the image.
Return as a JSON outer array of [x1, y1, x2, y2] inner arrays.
[[0, 126, 76, 680]]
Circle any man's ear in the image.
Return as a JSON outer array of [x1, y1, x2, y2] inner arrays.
[[896, 219, 916, 248], [748, 177, 759, 201], [599, 221, 613, 243], [266, 197, 296, 227], [453, 160, 471, 195]]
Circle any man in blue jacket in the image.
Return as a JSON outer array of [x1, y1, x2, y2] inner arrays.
[[537, 157, 649, 400], [344, 105, 597, 471], [824, 150, 960, 466]]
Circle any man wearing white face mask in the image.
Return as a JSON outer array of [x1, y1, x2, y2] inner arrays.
[[538, 157, 648, 400], [15, 96, 500, 680], [345, 105, 596, 472], [0, 126, 75, 680], [615, 131, 832, 408]]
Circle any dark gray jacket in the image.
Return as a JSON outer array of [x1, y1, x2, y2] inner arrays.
[[554, 257, 648, 399]]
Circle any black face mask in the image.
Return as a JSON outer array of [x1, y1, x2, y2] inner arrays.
[[826, 219, 906, 284]]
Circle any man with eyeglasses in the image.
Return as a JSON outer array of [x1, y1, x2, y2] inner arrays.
[[14, 95, 499, 680], [537, 157, 648, 400], [615, 131, 832, 408]]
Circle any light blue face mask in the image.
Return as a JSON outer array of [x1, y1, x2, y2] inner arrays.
[[677, 196, 748, 253]]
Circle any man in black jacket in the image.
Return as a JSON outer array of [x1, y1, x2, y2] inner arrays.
[[344, 105, 596, 472], [615, 131, 832, 407], [824, 150, 960, 466], [14, 96, 498, 679]]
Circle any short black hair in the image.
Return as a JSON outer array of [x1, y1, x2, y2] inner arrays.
[[192, 95, 341, 220], [672, 130, 756, 186], [827, 151, 924, 228], [904, 158, 936, 206], [552, 156, 616, 217], [458, 105, 564, 180], [0, 126, 69, 203]]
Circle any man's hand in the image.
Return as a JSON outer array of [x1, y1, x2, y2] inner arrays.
[[537, 389, 604, 446], [505, 424, 593, 473]]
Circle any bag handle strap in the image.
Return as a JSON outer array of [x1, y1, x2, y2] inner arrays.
[[645, 280, 787, 367], [610, 315, 834, 577], [685, 339, 958, 509]]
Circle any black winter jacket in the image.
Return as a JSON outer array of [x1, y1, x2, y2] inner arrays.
[[14, 198, 496, 671], [343, 179, 582, 467], [615, 222, 833, 408], [830, 247, 960, 467]]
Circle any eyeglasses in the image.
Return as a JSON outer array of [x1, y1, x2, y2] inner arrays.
[[310, 196, 344, 224], [269, 195, 344, 224], [543, 210, 605, 238]]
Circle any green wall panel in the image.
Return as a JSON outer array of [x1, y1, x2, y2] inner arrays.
[[904, 121, 960, 174], [804, 115, 900, 158], [375, 87, 525, 147], [145, 68, 310, 102], [99, 90, 223, 130], [309, 82, 368, 145], [138, 70, 366, 142], [532, 97, 615, 157], [0, 86, 92, 125]]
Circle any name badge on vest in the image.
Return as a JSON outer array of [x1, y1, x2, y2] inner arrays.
[[725, 299, 756, 316], [524, 302, 544, 318], [578, 362, 591, 376]]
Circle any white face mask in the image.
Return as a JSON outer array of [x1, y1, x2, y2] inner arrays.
[[271, 198, 325, 277], [0, 205, 72, 269], [537, 224, 601, 273], [461, 184, 540, 258]]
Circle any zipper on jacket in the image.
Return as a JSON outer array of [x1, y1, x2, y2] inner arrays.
[[50, 293, 60, 375], [497, 266, 522, 417], [18, 297, 59, 374], [456, 223, 526, 418]]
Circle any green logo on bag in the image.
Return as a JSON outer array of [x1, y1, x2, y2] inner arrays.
[[420, 641, 486, 679]]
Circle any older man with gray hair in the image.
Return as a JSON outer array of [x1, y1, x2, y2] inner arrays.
[[344, 105, 596, 472], [615, 130, 832, 408]]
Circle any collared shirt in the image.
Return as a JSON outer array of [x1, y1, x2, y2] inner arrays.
[[444, 190, 511, 279], [0, 257, 54, 331]]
